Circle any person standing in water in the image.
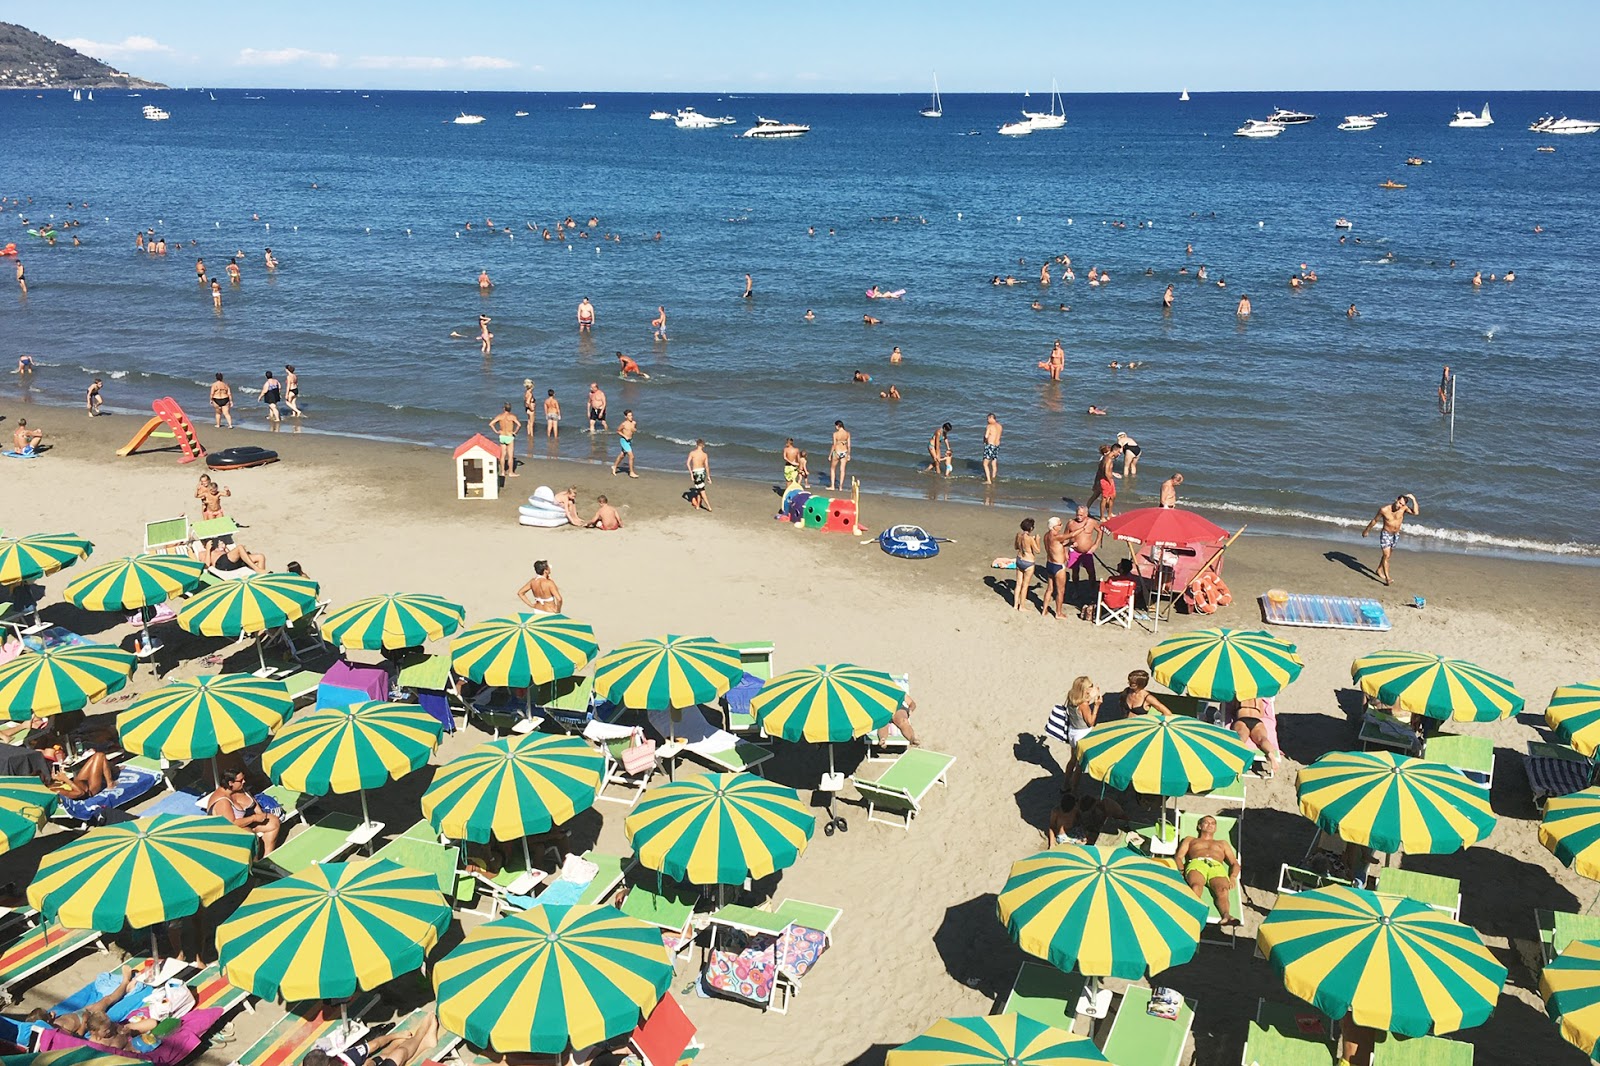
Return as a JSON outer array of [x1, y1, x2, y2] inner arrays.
[[543, 389, 561, 439], [577, 297, 595, 333], [1438, 366, 1453, 412], [1163, 284, 1174, 310], [612, 410, 638, 477], [259, 370, 282, 423], [829, 420, 852, 490], [686, 439, 712, 511], [925, 423, 953, 477], [283, 365, 301, 417], [489, 404, 521, 478], [1236, 294, 1252, 318], [1362, 493, 1420, 586], [587, 383, 608, 433], [85, 377, 103, 416], [210, 374, 234, 428], [478, 314, 493, 356], [982, 413, 1003, 485], [651, 306, 668, 341], [1045, 340, 1065, 382], [523, 378, 537, 442], [742, 274, 754, 299], [1087, 444, 1123, 519]]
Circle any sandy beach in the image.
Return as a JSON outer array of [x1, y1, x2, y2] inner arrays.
[[4, 410, 1598, 1065]]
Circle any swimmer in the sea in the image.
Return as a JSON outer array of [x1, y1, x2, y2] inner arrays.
[[852, 370, 871, 383], [863, 314, 880, 325], [803, 309, 815, 321], [879, 384, 901, 400], [1087, 406, 1107, 416], [616, 352, 649, 380]]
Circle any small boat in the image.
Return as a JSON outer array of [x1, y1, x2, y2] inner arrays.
[[514, 110, 529, 117], [1379, 180, 1407, 189], [1537, 145, 1556, 153], [1234, 119, 1285, 138], [1338, 114, 1379, 131], [71, 89, 81, 102], [575, 102, 596, 110], [742, 117, 810, 138], [1021, 79, 1067, 130], [648, 110, 672, 120], [1334, 218, 1354, 229], [142, 104, 170, 121], [87, 90, 93, 101], [998, 119, 1034, 136], [920, 73, 943, 118], [1266, 107, 1316, 124], [674, 107, 732, 129], [209, 91, 216, 101], [1179, 88, 1190, 102], [879, 525, 941, 560], [866, 286, 905, 299], [453, 113, 486, 125], [1448, 103, 1493, 128], [1404, 157, 1429, 166]]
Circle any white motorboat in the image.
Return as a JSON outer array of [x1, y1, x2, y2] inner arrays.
[[674, 107, 725, 129], [1266, 107, 1315, 124], [1233, 119, 1285, 138], [648, 110, 673, 120], [1021, 79, 1066, 130], [142, 104, 170, 121], [1536, 116, 1600, 135], [453, 113, 486, 125], [1449, 103, 1493, 128], [998, 119, 1034, 136], [575, 102, 596, 110], [1334, 218, 1354, 229], [1338, 114, 1379, 131], [1179, 88, 1190, 102], [514, 110, 529, 117], [742, 117, 810, 139], [920, 73, 943, 118]]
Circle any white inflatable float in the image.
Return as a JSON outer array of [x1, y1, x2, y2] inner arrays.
[[518, 486, 570, 527]]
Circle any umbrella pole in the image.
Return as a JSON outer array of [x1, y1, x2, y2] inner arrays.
[[521, 835, 534, 876], [211, 756, 221, 792], [359, 789, 372, 831], [150, 927, 160, 966], [256, 636, 268, 674]]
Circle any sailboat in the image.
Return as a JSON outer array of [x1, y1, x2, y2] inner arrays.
[[71, 89, 81, 102], [1180, 88, 1190, 102], [920, 73, 942, 118], [87, 90, 93, 100], [1021, 78, 1066, 129]]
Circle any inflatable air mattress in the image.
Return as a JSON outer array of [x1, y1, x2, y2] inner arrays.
[[518, 485, 569, 527], [206, 446, 278, 470]]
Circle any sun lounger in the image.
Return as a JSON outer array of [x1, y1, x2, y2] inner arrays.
[[1526, 740, 1593, 809], [1422, 734, 1494, 789], [621, 881, 700, 965], [1370, 1034, 1475, 1065], [622, 992, 703, 1066], [1001, 961, 1088, 1033], [371, 826, 475, 906], [853, 748, 955, 829], [1277, 863, 1340, 897], [684, 739, 774, 776], [702, 903, 832, 1014], [1101, 984, 1196, 1066], [56, 757, 164, 824], [1536, 908, 1600, 963], [1375, 867, 1461, 920], [492, 851, 630, 917], [591, 726, 660, 806], [1177, 811, 1242, 943], [0, 924, 106, 1005], [144, 517, 192, 556], [38, 1006, 227, 1064], [371, 1006, 461, 1065], [1260, 592, 1391, 632], [1242, 999, 1336, 1066], [718, 640, 775, 739], [189, 961, 255, 1018], [533, 674, 597, 733], [253, 811, 364, 878], [227, 993, 380, 1066], [1359, 709, 1425, 757]]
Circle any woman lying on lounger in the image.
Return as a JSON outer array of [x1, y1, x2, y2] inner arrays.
[[1227, 696, 1281, 773], [31, 740, 116, 799]]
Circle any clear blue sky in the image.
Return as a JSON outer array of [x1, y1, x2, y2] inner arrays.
[[8, 0, 1598, 93]]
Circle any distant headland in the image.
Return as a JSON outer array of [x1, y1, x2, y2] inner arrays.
[[0, 21, 165, 90]]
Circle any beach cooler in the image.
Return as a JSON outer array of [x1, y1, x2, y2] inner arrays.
[[786, 492, 812, 523], [824, 499, 857, 534], [802, 496, 830, 529]]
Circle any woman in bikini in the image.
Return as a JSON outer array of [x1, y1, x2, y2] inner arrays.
[[33, 741, 117, 800], [1123, 669, 1172, 715], [1229, 696, 1281, 773], [206, 768, 282, 853], [1013, 518, 1041, 611], [516, 560, 562, 614]]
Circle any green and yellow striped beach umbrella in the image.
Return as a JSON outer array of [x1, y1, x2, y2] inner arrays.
[[323, 593, 466, 651], [1147, 627, 1303, 701], [1351, 651, 1524, 723], [752, 664, 902, 743], [1296, 750, 1495, 856], [1540, 938, 1600, 1061], [216, 859, 449, 1001], [26, 814, 255, 931], [2, 1048, 145, 1066], [997, 845, 1207, 980], [0, 533, 94, 587], [422, 733, 604, 843], [117, 674, 292, 762], [0, 644, 138, 721], [1547, 682, 1600, 757], [0, 805, 44, 855], [1076, 714, 1254, 797], [1539, 787, 1600, 882], [886, 1015, 1108, 1066], [63, 554, 205, 612], [593, 635, 744, 710], [1258, 884, 1505, 1037], [0, 776, 56, 856], [177, 572, 320, 637], [262, 701, 442, 809], [433, 905, 673, 1054], [624, 773, 815, 886], [450, 613, 598, 688]]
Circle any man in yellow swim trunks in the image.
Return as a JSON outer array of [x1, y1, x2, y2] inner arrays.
[[1174, 815, 1241, 928]]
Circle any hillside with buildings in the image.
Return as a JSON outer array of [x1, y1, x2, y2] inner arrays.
[[0, 21, 164, 89]]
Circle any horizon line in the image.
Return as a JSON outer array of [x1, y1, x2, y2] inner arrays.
[[49, 85, 1596, 95]]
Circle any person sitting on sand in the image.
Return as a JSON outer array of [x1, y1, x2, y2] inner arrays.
[[1123, 669, 1172, 715], [206, 767, 282, 854], [303, 1015, 443, 1066], [198, 538, 268, 575], [517, 560, 562, 614], [12, 420, 43, 454], [586, 495, 622, 530], [1044, 792, 1126, 848], [1174, 815, 1241, 927], [553, 486, 582, 525], [32, 740, 116, 800]]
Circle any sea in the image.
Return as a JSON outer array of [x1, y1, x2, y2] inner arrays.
[[3, 88, 1598, 558]]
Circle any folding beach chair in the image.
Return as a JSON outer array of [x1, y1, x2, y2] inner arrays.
[[1359, 708, 1425, 757], [1094, 576, 1137, 628], [1277, 863, 1339, 898], [264, 601, 329, 664], [491, 851, 631, 918], [1375, 867, 1461, 920], [1001, 961, 1088, 1032], [588, 724, 660, 807], [684, 739, 774, 777], [701, 903, 833, 1014], [144, 516, 192, 556], [1100, 984, 1196, 1066], [622, 992, 703, 1066], [1538, 908, 1600, 963], [54, 757, 165, 825], [852, 748, 955, 829], [1370, 1034, 1475, 1065], [0, 923, 106, 1005], [718, 640, 775, 740], [1177, 810, 1243, 945], [1241, 999, 1336, 1066], [227, 993, 380, 1066], [253, 811, 364, 878], [1421, 734, 1494, 790], [368, 1006, 462, 1065], [621, 880, 700, 966]]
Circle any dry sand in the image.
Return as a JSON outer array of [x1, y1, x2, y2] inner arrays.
[[4, 411, 1599, 1065]]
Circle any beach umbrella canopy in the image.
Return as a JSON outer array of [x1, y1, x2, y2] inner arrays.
[[751, 664, 902, 744], [1546, 682, 1600, 757], [1539, 787, 1600, 882], [1076, 714, 1254, 797], [117, 674, 292, 762], [1296, 750, 1495, 856], [216, 859, 448, 1001], [624, 772, 815, 885], [0, 644, 138, 721], [2, 1050, 145, 1066], [176, 572, 320, 638], [323, 593, 466, 651], [0, 533, 94, 587], [26, 814, 255, 931], [433, 905, 673, 1054], [1258, 884, 1505, 1037], [62, 554, 204, 612], [593, 635, 744, 711], [0, 776, 57, 856], [422, 732, 604, 843], [1350, 651, 1524, 723], [262, 700, 442, 796], [449, 613, 597, 687], [1540, 938, 1600, 1061], [0, 805, 44, 855], [886, 1015, 1108, 1065], [1147, 628, 1304, 701], [997, 844, 1206, 980], [1101, 507, 1227, 547]]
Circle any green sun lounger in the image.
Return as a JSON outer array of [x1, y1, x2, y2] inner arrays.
[[1375, 868, 1461, 920], [537, 675, 596, 732], [1102, 984, 1196, 1066], [685, 740, 774, 776], [1242, 999, 1335, 1066], [254, 811, 363, 878], [1421, 734, 1494, 789], [1537, 907, 1600, 962], [772, 899, 841, 942], [1371, 1034, 1475, 1065], [371, 828, 475, 905], [375, 1005, 461, 1064], [1177, 810, 1242, 941], [1001, 961, 1087, 1033], [853, 748, 955, 829]]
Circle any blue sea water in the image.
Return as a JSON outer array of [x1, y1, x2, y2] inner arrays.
[[3, 88, 1599, 556]]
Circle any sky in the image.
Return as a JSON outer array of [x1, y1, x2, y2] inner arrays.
[[6, 0, 1599, 93]]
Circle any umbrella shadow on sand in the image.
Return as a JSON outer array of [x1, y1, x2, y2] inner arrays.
[[839, 1045, 895, 1066], [932, 893, 1024, 1002]]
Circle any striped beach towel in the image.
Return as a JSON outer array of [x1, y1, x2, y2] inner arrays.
[[1045, 705, 1072, 745]]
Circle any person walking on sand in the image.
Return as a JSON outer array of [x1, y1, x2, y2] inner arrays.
[[1362, 493, 1419, 586], [686, 439, 712, 511], [1160, 472, 1183, 508], [259, 371, 282, 423], [490, 404, 521, 477], [982, 413, 1003, 485], [282, 365, 302, 417], [612, 409, 638, 477], [1044, 516, 1071, 619], [829, 420, 852, 490], [577, 296, 595, 333], [587, 383, 608, 433], [925, 422, 953, 476], [544, 389, 561, 438], [652, 305, 668, 341], [1058, 676, 1101, 790], [85, 377, 103, 416], [1087, 444, 1123, 519], [209, 374, 234, 429], [1013, 518, 1041, 611]]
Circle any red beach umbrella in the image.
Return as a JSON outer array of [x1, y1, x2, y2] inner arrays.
[[1103, 507, 1228, 546]]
